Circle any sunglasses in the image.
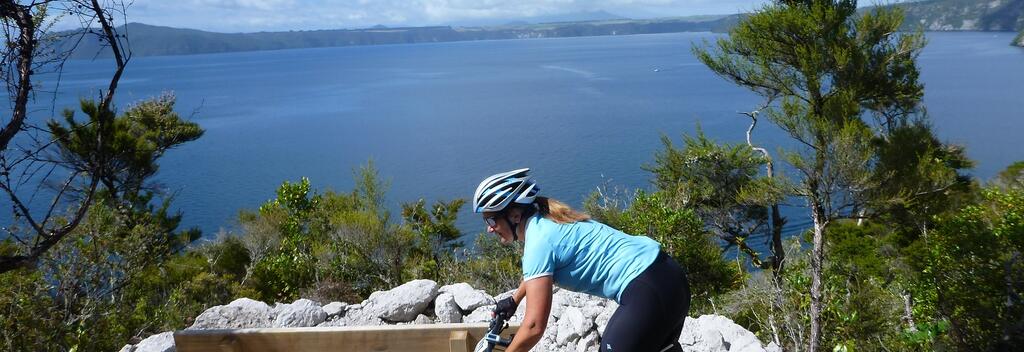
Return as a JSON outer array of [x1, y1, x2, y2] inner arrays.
[[483, 215, 499, 228]]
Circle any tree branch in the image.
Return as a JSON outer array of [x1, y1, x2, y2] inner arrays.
[[0, 1, 37, 151]]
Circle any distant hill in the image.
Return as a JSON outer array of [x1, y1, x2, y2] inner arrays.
[[63, 17, 741, 58], [60, 0, 1024, 59], [450, 10, 628, 27], [884, 0, 1024, 31]]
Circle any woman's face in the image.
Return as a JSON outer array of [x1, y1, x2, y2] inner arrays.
[[483, 210, 517, 244]]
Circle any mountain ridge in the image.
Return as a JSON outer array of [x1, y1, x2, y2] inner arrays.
[[885, 0, 1024, 31], [448, 10, 629, 27], [62, 17, 742, 58], [60, 0, 1024, 58]]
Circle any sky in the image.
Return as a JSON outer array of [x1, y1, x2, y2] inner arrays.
[[97, 0, 781, 33]]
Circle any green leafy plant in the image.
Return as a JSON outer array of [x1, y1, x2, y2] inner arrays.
[[587, 190, 743, 312]]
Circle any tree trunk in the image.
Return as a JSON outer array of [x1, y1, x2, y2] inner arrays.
[[771, 203, 786, 277], [902, 290, 916, 330], [0, 1, 35, 151], [809, 200, 827, 352], [739, 99, 786, 279]]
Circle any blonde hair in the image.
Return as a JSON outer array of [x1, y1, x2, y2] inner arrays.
[[534, 196, 590, 224]]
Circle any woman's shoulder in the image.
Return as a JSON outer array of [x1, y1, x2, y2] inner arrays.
[[532, 215, 608, 238], [526, 214, 549, 233], [526, 214, 562, 239]]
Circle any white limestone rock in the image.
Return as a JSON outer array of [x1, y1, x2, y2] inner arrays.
[[273, 298, 327, 327], [540, 326, 560, 351], [577, 331, 600, 352], [318, 305, 385, 327], [550, 291, 570, 319], [414, 314, 433, 324], [680, 324, 726, 352], [434, 292, 463, 324], [534, 336, 561, 352], [360, 279, 439, 322], [133, 331, 175, 352], [397, 314, 435, 325], [595, 301, 618, 337], [581, 302, 604, 324], [188, 298, 273, 330], [556, 306, 588, 346], [440, 283, 495, 312], [568, 306, 593, 337], [322, 301, 347, 317], [149, 280, 772, 352], [679, 315, 766, 352], [463, 305, 494, 323], [559, 290, 592, 308], [549, 289, 597, 322]]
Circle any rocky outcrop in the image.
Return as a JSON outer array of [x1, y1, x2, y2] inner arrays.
[[434, 292, 463, 323], [1015, 31, 1024, 46], [889, 0, 1024, 32], [680, 315, 768, 352], [321, 301, 347, 317], [360, 279, 440, 322], [441, 282, 495, 312], [271, 298, 327, 328], [188, 298, 273, 330], [119, 331, 174, 352], [123, 280, 771, 352]]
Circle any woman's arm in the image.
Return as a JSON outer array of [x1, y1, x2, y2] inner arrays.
[[505, 276, 553, 352], [513, 279, 527, 304]]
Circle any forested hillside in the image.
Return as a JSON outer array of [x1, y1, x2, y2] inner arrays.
[[60, 0, 1024, 59], [65, 17, 740, 58], [890, 0, 1024, 31]]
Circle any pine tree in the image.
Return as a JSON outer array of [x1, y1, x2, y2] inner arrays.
[[694, 1, 926, 350]]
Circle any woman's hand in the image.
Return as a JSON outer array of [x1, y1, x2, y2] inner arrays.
[[493, 296, 518, 318]]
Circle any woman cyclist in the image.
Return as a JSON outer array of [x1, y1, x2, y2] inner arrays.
[[474, 168, 691, 352]]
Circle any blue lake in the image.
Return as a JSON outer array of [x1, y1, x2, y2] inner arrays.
[[6, 31, 1024, 251]]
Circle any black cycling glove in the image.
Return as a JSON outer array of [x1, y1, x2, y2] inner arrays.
[[493, 296, 518, 318]]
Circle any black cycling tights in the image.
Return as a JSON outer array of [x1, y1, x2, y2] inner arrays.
[[600, 251, 691, 352]]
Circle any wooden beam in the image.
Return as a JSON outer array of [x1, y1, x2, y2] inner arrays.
[[174, 323, 518, 352], [449, 331, 468, 352]]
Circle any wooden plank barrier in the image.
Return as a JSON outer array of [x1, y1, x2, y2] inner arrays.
[[174, 322, 519, 352]]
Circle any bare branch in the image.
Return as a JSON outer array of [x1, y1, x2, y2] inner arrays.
[[87, 0, 128, 112], [0, 180, 45, 240], [0, 1, 38, 151], [0, 0, 131, 274]]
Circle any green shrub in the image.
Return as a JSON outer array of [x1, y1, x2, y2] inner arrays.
[[722, 235, 914, 352], [438, 234, 523, 296], [912, 187, 1024, 350], [586, 190, 743, 312], [237, 161, 469, 302]]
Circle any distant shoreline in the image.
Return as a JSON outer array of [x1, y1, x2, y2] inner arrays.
[[54, 0, 1024, 58], [61, 25, 1022, 60], [60, 16, 743, 59]]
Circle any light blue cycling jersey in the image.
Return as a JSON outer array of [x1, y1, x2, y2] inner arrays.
[[521, 214, 661, 302]]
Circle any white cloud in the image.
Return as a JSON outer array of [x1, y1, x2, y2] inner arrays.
[[186, 0, 299, 11]]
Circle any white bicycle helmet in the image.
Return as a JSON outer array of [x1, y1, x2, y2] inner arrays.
[[473, 168, 539, 213]]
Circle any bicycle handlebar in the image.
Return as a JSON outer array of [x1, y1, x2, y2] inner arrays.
[[476, 311, 513, 352]]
